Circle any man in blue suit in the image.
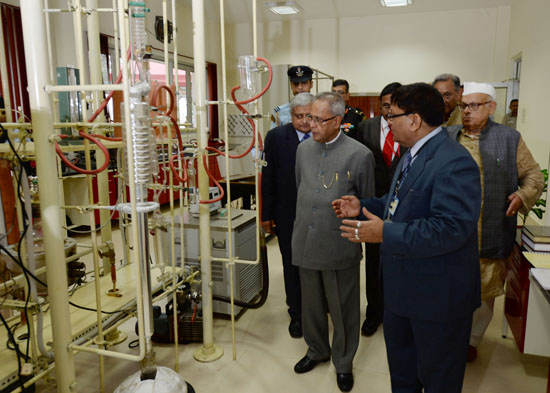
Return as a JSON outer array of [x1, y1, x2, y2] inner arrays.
[[261, 92, 314, 338], [332, 83, 482, 393]]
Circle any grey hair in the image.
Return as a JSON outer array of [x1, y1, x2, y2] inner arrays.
[[314, 92, 345, 118], [290, 92, 314, 111], [432, 73, 461, 92]]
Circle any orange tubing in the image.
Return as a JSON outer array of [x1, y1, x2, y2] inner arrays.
[[199, 154, 224, 204], [205, 57, 273, 160], [55, 131, 110, 175], [53, 51, 129, 173], [92, 134, 122, 142], [232, 57, 273, 106], [168, 152, 188, 184], [88, 48, 130, 123], [150, 84, 176, 117]]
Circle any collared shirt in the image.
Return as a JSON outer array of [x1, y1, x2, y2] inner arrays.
[[408, 126, 443, 165], [296, 129, 310, 142], [380, 116, 398, 161], [386, 126, 443, 220]]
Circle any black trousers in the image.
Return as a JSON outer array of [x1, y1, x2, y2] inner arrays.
[[365, 242, 383, 322], [276, 228, 301, 322], [383, 308, 472, 393]]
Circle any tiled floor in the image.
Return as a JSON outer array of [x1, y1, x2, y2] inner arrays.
[[37, 233, 549, 392]]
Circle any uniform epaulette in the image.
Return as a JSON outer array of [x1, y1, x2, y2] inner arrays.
[[353, 107, 364, 116]]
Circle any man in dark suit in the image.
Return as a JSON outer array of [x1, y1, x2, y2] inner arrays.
[[333, 83, 482, 393], [261, 92, 314, 338], [353, 82, 404, 337]]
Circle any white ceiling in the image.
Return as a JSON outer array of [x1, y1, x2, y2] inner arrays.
[[181, 0, 512, 25]]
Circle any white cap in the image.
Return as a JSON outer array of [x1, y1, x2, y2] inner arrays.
[[462, 82, 496, 100]]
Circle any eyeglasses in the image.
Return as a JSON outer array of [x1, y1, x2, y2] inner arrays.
[[310, 115, 338, 124], [458, 101, 492, 111], [386, 112, 411, 122]]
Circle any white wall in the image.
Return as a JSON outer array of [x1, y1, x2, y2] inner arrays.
[[508, 0, 550, 224], [226, 6, 511, 93], [226, 3, 549, 223]]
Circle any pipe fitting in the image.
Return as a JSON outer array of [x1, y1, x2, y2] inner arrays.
[[48, 134, 62, 143]]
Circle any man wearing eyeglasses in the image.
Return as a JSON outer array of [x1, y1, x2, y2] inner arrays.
[[292, 92, 374, 392], [432, 73, 463, 127], [353, 82, 404, 337], [333, 83, 482, 393], [448, 82, 544, 362], [270, 65, 314, 129], [331, 79, 364, 137], [261, 92, 314, 339]]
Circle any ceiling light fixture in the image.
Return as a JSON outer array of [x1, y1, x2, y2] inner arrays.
[[380, 0, 412, 7], [265, 1, 303, 15]]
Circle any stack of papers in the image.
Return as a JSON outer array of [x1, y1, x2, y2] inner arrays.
[[523, 252, 550, 268], [531, 268, 550, 290], [522, 225, 550, 252]]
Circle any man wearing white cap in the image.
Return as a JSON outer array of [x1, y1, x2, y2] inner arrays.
[[448, 82, 544, 362]]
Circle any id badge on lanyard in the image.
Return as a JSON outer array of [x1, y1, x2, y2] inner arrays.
[[388, 196, 399, 218]]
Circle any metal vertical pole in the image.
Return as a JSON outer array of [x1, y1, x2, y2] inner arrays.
[[72, 1, 106, 390], [170, 0, 182, 372], [86, 0, 114, 275], [19, 1, 77, 392], [0, 6, 13, 122], [192, 0, 223, 362], [86, 3, 111, 390]]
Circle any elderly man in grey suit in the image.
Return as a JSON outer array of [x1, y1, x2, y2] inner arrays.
[[292, 92, 375, 392]]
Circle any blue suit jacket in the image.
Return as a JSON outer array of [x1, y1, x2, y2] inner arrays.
[[361, 130, 482, 322], [261, 123, 300, 234]]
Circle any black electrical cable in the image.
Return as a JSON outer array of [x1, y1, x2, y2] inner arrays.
[[1, 242, 137, 316], [0, 245, 47, 288], [128, 339, 140, 348], [3, 124, 34, 360], [0, 311, 27, 391], [68, 300, 136, 315], [2, 126, 137, 362]]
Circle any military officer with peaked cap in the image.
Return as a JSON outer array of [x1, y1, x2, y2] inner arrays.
[[270, 65, 314, 129]]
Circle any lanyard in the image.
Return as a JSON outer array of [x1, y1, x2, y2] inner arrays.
[[386, 153, 413, 220]]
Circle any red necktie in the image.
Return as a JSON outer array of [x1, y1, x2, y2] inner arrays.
[[383, 127, 395, 167]]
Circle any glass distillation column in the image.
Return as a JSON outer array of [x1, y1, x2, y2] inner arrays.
[[122, 1, 158, 380], [115, 2, 192, 392]]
